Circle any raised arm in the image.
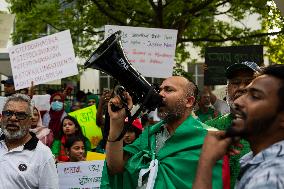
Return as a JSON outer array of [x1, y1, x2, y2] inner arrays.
[[106, 92, 133, 175]]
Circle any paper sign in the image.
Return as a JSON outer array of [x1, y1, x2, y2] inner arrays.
[[57, 160, 104, 189], [69, 105, 102, 149], [0, 13, 15, 48], [31, 94, 51, 111], [104, 25, 178, 78], [8, 30, 78, 90], [0, 97, 7, 112], [86, 152, 106, 161], [204, 45, 263, 85]]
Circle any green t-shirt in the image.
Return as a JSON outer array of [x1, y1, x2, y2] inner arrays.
[[205, 114, 251, 189], [195, 106, 221, 123]]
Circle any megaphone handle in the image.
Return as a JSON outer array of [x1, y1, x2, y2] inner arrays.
[[110, 86, 157, 141]]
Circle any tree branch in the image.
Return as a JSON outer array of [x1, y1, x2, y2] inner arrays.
[[91, 0, 126, 25], [180, 30, 284, 43]]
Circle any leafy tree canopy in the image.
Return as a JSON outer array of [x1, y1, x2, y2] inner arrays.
[[5, 0, 284, 65]]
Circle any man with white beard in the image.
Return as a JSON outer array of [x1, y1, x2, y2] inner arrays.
[[205, 61, 260, 188], [0, 94, 58, 189]]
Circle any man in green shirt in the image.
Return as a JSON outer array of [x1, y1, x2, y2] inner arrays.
[[101, 76, 223, 188], [205, 61, 260, 188], [195, 90, 221, 122]]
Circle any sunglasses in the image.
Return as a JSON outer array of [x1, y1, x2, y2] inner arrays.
[[2, 110, 30, 120]]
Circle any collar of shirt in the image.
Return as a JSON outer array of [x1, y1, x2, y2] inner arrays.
[[0, 132, 39, 151], [240, 140, 284, 167]]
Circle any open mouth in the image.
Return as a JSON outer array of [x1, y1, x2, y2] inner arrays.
[[5, 124, 20, 131]]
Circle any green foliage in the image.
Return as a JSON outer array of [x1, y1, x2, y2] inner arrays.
[[6, 0, 284, 69]]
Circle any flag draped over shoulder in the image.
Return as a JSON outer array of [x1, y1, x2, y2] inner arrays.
[[101, 115, 223, 189]]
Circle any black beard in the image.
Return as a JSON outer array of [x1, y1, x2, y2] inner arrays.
[[158, 99, 185, 124], [163, 113, 182, 124], [226, 112, 277, 139]]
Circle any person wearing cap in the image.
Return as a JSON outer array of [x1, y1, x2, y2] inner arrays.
[[204, 61, 261, 188], [123, 118, 142, 145], [1, 76, 15, 97], [193, 64, 284, 189]]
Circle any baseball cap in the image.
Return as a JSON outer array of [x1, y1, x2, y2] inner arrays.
[[125, 118, 143, 130], [1, 76, 14, 85], [226, 61, 261, 79]]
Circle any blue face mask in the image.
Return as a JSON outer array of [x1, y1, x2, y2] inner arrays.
[[51, 101, 63, 111]]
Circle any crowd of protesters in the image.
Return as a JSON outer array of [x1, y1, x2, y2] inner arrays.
[[0, 62, 284, 189]]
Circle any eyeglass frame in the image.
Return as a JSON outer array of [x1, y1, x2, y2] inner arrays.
[[2, 110, 31, 120]]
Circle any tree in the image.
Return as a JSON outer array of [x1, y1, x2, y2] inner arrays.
[[6, 0, 284, 64]]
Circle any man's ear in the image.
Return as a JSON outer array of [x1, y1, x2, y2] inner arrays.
[[0, 114, 2, 122], [185, 96, 195, 108]]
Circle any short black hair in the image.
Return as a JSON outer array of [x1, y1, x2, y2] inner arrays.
[[64, 135, 86, 150], [261, 64, 284, 112]]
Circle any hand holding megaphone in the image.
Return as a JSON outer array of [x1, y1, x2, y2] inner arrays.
[[108, 90, 133, 119]]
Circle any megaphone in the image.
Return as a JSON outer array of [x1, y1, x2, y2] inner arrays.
[[84, 30, 162, 112]]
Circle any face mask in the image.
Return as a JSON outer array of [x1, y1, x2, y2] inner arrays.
[[51, 101, 63, 111]]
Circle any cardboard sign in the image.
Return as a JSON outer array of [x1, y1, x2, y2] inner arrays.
[[204, 45, 263, 85], [31, 94, 51, 111], [105, 25, 178, 78], [8, 30, 78, 90], [69, 105, 102, 149], [57, 160, 104, 189]]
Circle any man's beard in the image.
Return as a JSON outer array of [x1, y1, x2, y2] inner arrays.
[[158, 98, 186, 123], [226, 108, 277, 139], [1, 123, 30, 140]]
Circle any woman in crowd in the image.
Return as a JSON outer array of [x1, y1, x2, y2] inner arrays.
[[51, 115, 91, 162], [42, 92, 67, 139], [64, 135, 86, 162], [30, 107, 54, 147]]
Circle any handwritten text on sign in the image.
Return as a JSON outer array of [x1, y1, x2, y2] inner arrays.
[[9, 30, 78, 90], [69, 105, 102, 149], [57, 160, 104, 189], [105, 25, 178, 78]]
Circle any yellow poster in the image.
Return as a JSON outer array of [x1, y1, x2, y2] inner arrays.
[[69, 105, 102, 149]]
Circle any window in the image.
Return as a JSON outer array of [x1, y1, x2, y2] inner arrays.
[[187, 63, 204, 90]]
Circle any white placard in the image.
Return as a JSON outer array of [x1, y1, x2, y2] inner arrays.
[[0, 13, 15, 48], [0, 97, 7, 112], [57, 160, 104, 189], [104, 25, 178, 78], [31, 94, 51, 111], [8, 30, 78, 90]]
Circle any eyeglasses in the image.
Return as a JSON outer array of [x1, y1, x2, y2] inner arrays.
[[2, 110, 30, 120]]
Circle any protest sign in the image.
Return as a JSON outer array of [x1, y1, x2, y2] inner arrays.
[[57, 160, 104, 189], [32, 94, 51, 111], [0, 97, 6, 112], [69, 105, 102, 149], [86, 152, 106, 161], [0, 13, 15, 48], [204, 45, 263, 85], [104, 25, 178, 78], [8, 30, 78, 90]]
